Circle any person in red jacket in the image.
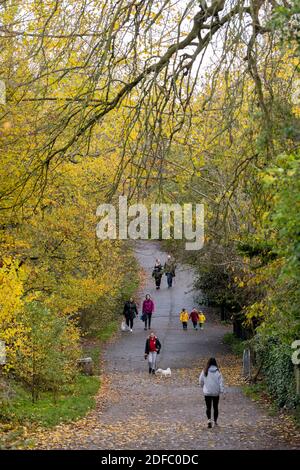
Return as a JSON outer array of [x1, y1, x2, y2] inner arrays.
[[142, 294, 155, 331], [144, 332, 161, 374], [189, 308, 200, 330]]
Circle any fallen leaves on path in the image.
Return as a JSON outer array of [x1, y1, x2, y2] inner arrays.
[[176, 354, 246, 387], [27, 366, 300, 450]]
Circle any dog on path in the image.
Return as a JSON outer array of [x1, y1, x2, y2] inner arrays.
[[155, 367, 171, 377]]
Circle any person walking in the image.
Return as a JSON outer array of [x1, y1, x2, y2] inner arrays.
[[123, 297, 138, 332], [142, 294, 155, 331], [144, 331, 161, 374], [152, 259, 163, 290], [180, 308, 189, 330], [198, 311, 206, 330], [164, 255, 176, 288], [189, 308, 199, 330], [199, 357, 225, 428]]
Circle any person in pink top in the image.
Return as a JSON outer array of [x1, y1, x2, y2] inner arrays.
[[142, 294, 155, 330]]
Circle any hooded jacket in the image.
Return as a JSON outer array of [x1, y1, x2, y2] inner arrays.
[[180, 310, 189, 322], [198, 313, 206, 323], [199, 365, 225, 396]]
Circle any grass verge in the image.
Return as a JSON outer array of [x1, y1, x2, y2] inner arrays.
[[1, 374, 100, 429]]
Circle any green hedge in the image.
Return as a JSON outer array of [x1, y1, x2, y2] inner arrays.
[[256, 337, 299, 409]]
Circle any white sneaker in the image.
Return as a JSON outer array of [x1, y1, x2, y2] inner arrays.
[[130, 329, 133, 332]]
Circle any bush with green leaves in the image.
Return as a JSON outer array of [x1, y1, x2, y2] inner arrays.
[[253, 335, 299, 409], [16, 302, 80, 402]]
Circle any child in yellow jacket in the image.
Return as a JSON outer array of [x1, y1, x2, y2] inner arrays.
[[180, 308, 189, 330], [198, 311, 206, 330]]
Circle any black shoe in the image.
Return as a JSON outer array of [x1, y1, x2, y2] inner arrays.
[[144, 327, 147, 331], [149, 367, 152, 374], [208, 421, 212, 429], [148, 327, 151, 330], [152, 369, 155, 374]]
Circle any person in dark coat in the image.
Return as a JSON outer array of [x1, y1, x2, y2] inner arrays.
[[123, 297, 138, 332], [152, 258, 163, 289], [144, 331, 161, 374]]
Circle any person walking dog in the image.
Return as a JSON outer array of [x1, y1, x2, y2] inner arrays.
[[189, 308, 199, 330], [123, 297, 138, 332], [180, 308, 189, 330], [142, 294, 155, 330], [199, 357, 225, 428], [144, 331, 161, 374]]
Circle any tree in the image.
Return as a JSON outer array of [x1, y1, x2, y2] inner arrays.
[[16, 302, 80, 403], [1, 0, 297, 207]]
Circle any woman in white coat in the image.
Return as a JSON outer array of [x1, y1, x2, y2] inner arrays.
[[199, 357, 225, 428]]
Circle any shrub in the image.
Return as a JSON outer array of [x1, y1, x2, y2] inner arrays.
[[254, 336, 299, 409], [223, 332, 247, 356], [15, 302, 80, 402]]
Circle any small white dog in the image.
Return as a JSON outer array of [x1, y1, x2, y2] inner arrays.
[[155, 367, 171, 377]]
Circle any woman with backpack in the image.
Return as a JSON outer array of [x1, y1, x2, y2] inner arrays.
[[142, 294, 155, 331], [199, 357, 225, 428], [144, 331, 161, 374]]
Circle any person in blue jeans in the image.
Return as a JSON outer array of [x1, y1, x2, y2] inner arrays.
[[164, 255, 176, 288]]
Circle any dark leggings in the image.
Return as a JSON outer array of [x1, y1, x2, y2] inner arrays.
[[125, 317, 133, 329], [144, 313, 152, 328], [155, 276, 162, 287], [205, 395, 219, 422]]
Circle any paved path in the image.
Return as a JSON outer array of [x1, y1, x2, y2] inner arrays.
[[34, 241, 300, 449], [105, 241, 229, 373]]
